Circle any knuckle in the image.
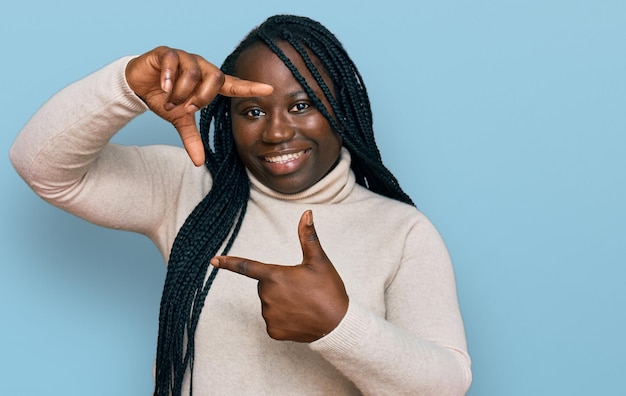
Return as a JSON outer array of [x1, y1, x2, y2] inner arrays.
[[169, 94, 186, 105], [171, 117, 193, 130], [162, 47, 176, 56], [304, 230, 319, 243], [266, 326, 285, 340], [236, 260, 249, 275], [180, 133, 200, 145], [207, 69, 226, 86], [184, 66, 202, 82], [228, 83, 240, 96], [160, 47, 179, 62]]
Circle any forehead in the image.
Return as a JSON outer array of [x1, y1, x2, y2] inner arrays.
[[233, 41, 330, 90]]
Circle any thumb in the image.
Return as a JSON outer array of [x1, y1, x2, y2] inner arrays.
[[298, 210, 329, 265], [172, 113, 205, 166]]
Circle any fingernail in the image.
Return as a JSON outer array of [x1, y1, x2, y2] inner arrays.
[[307, 210, 313, 226], [162, 70, 173, 93], [163, 78, 173, 93], [164, 102, 175, 111], [210, 258, 220, 267]]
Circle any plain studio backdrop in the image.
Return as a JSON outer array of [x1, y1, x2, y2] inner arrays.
[[1, 1, 624, 395]]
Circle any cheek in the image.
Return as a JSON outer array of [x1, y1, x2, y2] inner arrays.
[[333, 131, 343, 149], [230, 123, 251, 164], [231, 119, 253, 149], [325, 127, 343, 152], [317, 132, 343, 169]]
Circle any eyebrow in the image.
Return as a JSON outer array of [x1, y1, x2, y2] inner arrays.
[[230, 96, 259, 105], [287, 90, 308, 99], [233, 90, 312, 103], [231, 89, 323, 109]]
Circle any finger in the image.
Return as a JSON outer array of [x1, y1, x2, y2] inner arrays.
[[298, 210, 329, 263], [210, 256, 276, 281], [165, 52, 204, 108], [220, 75, 274, 98], [156, 47, 180, 93], [184, 62, 228, 111], [171, 113, 205, 166], [179, 59, 271, 112]]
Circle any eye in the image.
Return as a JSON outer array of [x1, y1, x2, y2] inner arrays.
[[290, 102, 310, 113], [244, 108, 266, 118]]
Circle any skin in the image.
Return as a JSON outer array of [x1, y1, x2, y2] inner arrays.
[[125, 46, 273, 166], [126, 45, 349, 343], [212, 210, 348, 342], [230, 42, 343, 194]]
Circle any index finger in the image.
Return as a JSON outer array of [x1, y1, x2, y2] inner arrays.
[[219, 75, 273, 98], [210, 256, 275, 280]]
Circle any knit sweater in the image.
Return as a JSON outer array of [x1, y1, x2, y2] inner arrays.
[[10, 57, 472, 395]]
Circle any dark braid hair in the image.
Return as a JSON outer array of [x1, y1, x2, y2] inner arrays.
[[153, 14, 414, 396]]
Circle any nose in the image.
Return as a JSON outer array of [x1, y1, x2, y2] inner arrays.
[[262, 113, 295, 143]]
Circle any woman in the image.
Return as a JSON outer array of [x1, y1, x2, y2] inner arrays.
[[11, 14, 471, 395]]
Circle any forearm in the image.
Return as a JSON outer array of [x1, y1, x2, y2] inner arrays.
[[310, 215, 471, 395], [311, 300, 471, 395], [10, 56, 147, 201], [8, 57, 188, 235]]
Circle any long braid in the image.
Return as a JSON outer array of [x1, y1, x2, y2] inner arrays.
[[153, 69, 250, 394], [258, 16, 413, 204], [154, 14, 415, 396]]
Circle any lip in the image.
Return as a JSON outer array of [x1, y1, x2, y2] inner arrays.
[[257, 148, 311, 175]]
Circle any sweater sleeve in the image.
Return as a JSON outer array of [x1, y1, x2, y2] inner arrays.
[[9, 57, 196, 239], [310, 214, 472, 395]]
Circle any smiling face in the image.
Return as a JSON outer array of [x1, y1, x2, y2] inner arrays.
[[230, 42, 343, 194]]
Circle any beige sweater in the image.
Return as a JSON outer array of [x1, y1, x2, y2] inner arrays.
[[10, 57, 472, 395]]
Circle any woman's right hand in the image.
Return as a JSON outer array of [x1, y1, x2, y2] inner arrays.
[[125, 46, 273, 166]]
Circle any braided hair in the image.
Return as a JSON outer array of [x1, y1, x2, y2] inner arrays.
[[153, 14, 415, 396]]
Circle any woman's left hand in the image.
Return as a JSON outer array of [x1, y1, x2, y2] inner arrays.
[[210, 210, 349, 342]]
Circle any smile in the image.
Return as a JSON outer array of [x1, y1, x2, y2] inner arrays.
[[264, 149, 309, 164]]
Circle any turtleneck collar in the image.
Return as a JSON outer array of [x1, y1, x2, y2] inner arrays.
[[248, 147, 356, 204]]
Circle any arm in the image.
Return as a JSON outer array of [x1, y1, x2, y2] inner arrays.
[[310, 215, 472, 395], [8, 56, 171, 233], [10, 48, 274, 235], [212, 210, 472, 395]]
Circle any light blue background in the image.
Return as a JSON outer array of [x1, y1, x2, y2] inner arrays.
[[1, 1, 624, 395]]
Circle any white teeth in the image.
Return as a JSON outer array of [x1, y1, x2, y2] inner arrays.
[[264, 151, 305, 164]]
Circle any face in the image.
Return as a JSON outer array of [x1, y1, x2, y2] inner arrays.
[[230, 42, 343, 194]]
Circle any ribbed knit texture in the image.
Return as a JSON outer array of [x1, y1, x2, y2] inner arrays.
[[10, 57, 472, 395]]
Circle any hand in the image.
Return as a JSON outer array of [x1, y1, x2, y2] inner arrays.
[[211, 210, 349, 342], [125, 46, 273, 166]]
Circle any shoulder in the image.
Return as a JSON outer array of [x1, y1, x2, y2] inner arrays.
[[350, 184, 446, 242], [350, 184, 422, 219]]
